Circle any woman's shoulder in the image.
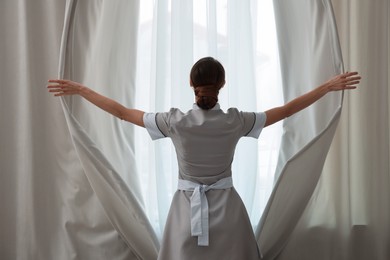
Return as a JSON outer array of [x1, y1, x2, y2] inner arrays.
[[226, 107, 240, 113], [158, 107, 186, 121]]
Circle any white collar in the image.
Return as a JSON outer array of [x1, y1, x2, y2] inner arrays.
[[192, 103, 221, 110]]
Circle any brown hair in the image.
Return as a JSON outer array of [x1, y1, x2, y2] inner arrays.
[[190, 57, 225, 110]]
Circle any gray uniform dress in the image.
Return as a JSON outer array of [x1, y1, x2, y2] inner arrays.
[[144, 104, 266, 260]]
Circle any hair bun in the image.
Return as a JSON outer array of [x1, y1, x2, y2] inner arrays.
[[194, 85, 218, 109]]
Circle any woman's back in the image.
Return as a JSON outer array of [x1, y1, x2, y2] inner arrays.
[[153, 104, 262, 184]]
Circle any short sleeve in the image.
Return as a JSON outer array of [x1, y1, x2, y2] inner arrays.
[[143, 112, 166, 140], [243, 112, 267, 139]]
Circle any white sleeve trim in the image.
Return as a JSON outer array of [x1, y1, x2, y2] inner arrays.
[[246, 112, 267, 139], [143, 113, 166, 140]]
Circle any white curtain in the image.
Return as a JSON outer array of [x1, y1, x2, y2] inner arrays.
[[0, 0, 139, 259], [275, 0, 390, 259], [58, 0, 159, 259], [1, 0, 389, 260], [256, 0, 344, 258]]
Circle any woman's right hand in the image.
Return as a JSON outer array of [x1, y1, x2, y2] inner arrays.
[[47, 79, 85, 97]]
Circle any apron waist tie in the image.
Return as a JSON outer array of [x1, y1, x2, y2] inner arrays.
[[177, 177, 233, 246]]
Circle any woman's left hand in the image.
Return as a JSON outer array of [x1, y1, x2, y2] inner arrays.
[[47, 79, 85, 96]]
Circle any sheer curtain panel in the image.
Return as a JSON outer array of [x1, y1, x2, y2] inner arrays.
[[134, 0, 283, 239]]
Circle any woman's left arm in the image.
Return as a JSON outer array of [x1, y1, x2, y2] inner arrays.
[[47, 79, 145, 127], [264, 71, 361, 127]]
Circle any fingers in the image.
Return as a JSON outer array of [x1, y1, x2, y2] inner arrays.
[[47, 87, 65, 93], [339, 72, 361, 87], [347, 80, 360, 85], [47, 79, 67, 89], [47, 87, 74, 96], [347, 76, 361, 81], [53, 91, 79, 96], [327, 71, 361, 92], [341, 78, 360, 87], [47, 83, 69, 89], [345, 72, 361, 83], [341, 76, 360, 90], [48, 79, 69, 84], [340, 72, 360, 82], [342, 71, 359, 77], [47, 79, 78, 97]]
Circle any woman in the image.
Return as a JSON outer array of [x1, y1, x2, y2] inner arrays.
[[48, 57, 360, 260]]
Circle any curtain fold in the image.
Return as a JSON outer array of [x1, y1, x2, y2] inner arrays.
[[58, 0, 159, 259], [1, 0, 139, 259], [256, 0, 344, 258]]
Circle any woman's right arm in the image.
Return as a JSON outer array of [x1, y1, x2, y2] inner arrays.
[[47, 79, 145, 127]]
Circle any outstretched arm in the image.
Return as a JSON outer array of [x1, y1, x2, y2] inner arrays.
[[264, 71, 360, 127], [47, 79, 145, 127]]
